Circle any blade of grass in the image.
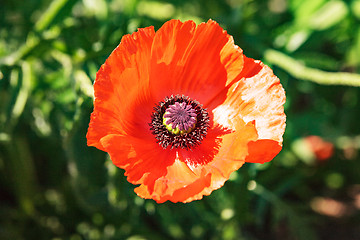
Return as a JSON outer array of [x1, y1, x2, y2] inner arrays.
[[2, 136, 37, 216], [11, 62, 32, 127], [0, 0, 74, 66], [3, 61, 32, 134], [250, 181, 317, 240], [35, 0, 71, 32]]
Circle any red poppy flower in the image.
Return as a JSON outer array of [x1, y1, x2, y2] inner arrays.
[[87, 19, 286, 203], [304, 135, 334, 161]]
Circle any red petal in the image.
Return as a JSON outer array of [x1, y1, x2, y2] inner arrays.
[[149, 20, 243, 107], [246, 139, 282, 163], [209, 56, 286, 163], [134, 120, 258, 203], [238, 57, 286, 144], [100, 134, 176, 194], [87, 26, 156, 150]]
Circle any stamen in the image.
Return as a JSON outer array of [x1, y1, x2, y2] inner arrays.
[[149, 95, 210, 150]]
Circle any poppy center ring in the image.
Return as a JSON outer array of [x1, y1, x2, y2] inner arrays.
[[149, 95, 210, 150]]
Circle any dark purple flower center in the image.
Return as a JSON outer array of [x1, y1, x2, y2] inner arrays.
[[163, 102, 197, 135], [149, 95, 209, 150]]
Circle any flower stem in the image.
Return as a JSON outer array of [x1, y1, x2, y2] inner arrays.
[[264, 49, 360, 87]]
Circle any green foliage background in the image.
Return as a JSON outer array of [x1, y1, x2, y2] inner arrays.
[[1, 0, 360, 239]]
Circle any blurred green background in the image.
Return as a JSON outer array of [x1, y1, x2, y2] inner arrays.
[[1, 0, 360, 239]]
